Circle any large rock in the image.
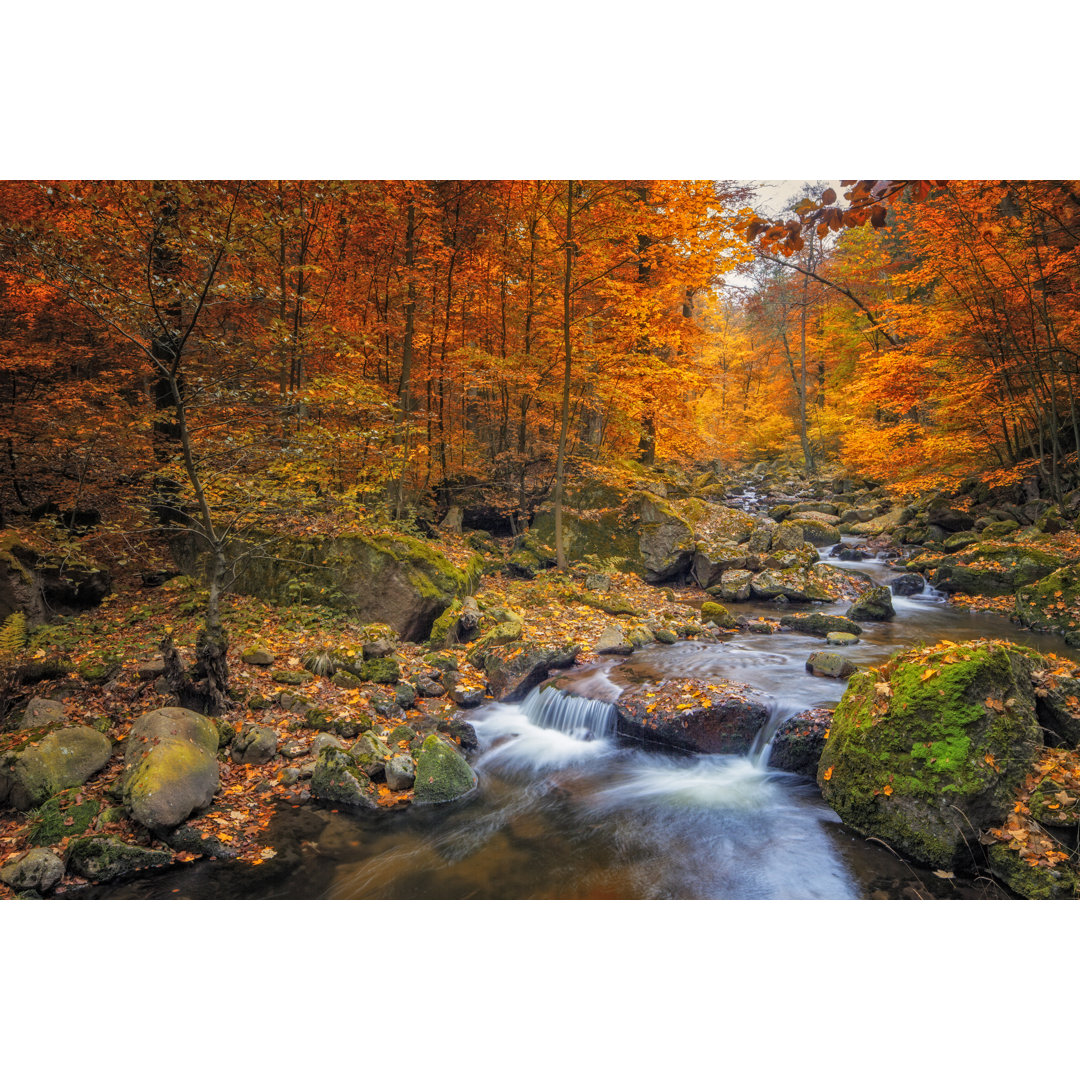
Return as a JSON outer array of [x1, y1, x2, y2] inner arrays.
[[469, 640, 580, 701], [231, 723, 278, 765], [806, 651, 857, 679], [0, 847, 64, 892], [615, 678, 771, 755], [310, 747, 378, 808], [787, 518, 841, 547], [818, 640, 1044, 868], [413, 734, 478, 804], [637, 494, 695, 583], [120, 707, 220, 830], [67, 837, 172, 883], [0, 726, 112, 810], [20, 697, 66, 728], [750, 568, 833, 603], [920, 543, 1067, 598], [172, 530, 482, 642], [0, 531, 110, 626], [718, 569, 754, 601], [846, 585, 894, 621], [926, 499, 975, 533], [779, 613, 862, 637], [846, 506, 908, 537], [768, 708, 832, 777], [1014, 565, 1080, 643]]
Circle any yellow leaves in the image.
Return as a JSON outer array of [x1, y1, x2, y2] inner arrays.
[[984, 753, 999, 772], [920, 668, 937, 682], [823, 766, 834, 781], [882, 784, 893, 796], [874, 682, 893, 698], [675, 703, 694, 711]]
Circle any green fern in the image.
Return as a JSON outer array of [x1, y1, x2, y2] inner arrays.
[[0, 612, 27, 654]]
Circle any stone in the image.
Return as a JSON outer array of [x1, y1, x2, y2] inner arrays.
[[0, 726, 112, 810], [414, 675, 445, 697], [468, 640, 580, 701], [596, 624, 633, 655], [394, 682, 417, 709], [0, 847, 64, 892], [136, 657, 167, 681], [241, 648, 275, 666], [767, 708, 833, 778], [231, 723, 278, 765], [616, 678, 771, 755], [778, 612, 862, 637], [699, 601, 737, 629], [750, 568, 833, 603], [654, 628, 677, 644], [413, 734, 478, 804], [717, 569, 753, 602], [926, 499, 975, 533], [786, 518, 841, 547], [310, 733, 345, 756], [163, 821, 239, 860], [360, 657, 400, 685], [20, 697, 66, 728], [818, 639, 1044, 869], [310, 747, 378, 808], [448, 683, 485, 708], [119, 707, 220, 830], [889, 573, 925, 597], [67, 837, 172, 883], [584, 573, 611, 593], [826, 631, 859, 647], [846, 585, 895, 621], [348, 732, 392, 779], [806, 651, 857, 679], [385, 753, 416, 791], [280, 739, 307, 759]]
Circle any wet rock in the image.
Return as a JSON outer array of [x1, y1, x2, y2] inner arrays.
[[67, 837, 173, 882], [385, 753, 416, 791], [0, 725, 112, 810], [1030, 664, 1080, 748], [846, 585, 894, 621], [413, 734, 478, 804], [163, 821, 239, 860], [119, 707, 220, 830], [826, 632, 859, 647], [469, 640, 580, 702], [985, 840, 1078, 900], [19, 697, 66, 728], [778, 613, 861, 637], [818, 639, 1043, 869], [436, 717, 479, 753], [231, 723, 278, 765], [448, 683, 485, 708], [654, 628, 677, 644], [889, 573, 925, 596], [750, 569, 833, 603], [699, 601, 736, 629], [0, 847, 64, 892], [310, 747, 378, 808], [768, 708, 833, 778], [615, 678, 771, 755], [806, 652, 857, 679], [414, 675, 445, 698]]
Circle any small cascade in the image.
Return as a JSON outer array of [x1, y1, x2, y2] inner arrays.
[[747, 701, 793, 769], [519, 685, 617, 741], [916, 575, 946, 602]]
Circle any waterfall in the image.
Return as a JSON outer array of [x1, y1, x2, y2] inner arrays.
[[519, 685, 617, 741]]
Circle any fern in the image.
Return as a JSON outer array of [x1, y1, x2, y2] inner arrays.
[[0, 612, 27, 654]]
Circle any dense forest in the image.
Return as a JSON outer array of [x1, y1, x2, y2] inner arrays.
[[3, 179, 1080, 901]]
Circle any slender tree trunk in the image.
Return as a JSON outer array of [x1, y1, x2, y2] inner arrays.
[[554, 181, 575, 571]]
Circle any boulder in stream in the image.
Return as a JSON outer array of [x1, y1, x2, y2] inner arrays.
[[615, 677, 771, 755], [768, 708, 833, 778], [846, 585, 894, 621], [817, 639, 1043, 869], [413, 734, 478, 804], [468, 640, 580, 701]]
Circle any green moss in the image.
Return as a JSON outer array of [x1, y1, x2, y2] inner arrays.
[[428, 599, 464, 646], [700, 601, 736, 628], [27, 790, 101, 846], [819, 640, 1044, 866], [272, 669, 314, 685], [360, 657, 400, 685], [413, 734, 478, 804], [986, 842, 1079, 899]]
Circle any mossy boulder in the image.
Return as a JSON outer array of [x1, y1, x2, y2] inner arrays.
[[413, 734, 478, 805], [786, 518, 841, 547], [700, 601, 737, 628], [806, 652, 857, 679], [67, 836, 172, 883], [310, 747, 378, 808], [779, 613, 862, 637], [985, 842, 1079, 899], [981, 519, 1020, 539], [818, 641, 1044, 868], [717, 569, 754, 601], [171, 529, 482, 641], [846, 585, 894, 621], [348, 732, 392, 779], [1014, 565, 1080, 642], [27, 789, 101, 845], [0, 726, 112, 810], [929, 543, 1067, 598], [119, 707, 220, 830], [750, 568, 833, 603], [360, 657, 401, 685]]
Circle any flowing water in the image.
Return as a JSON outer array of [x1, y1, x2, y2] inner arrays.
[[79, 535, 1080, 901]]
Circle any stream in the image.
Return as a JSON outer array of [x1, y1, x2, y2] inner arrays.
[[78, 538, 1079, 900]]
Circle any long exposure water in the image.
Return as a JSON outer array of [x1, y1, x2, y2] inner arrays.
[[78, 539, 1079, 901]]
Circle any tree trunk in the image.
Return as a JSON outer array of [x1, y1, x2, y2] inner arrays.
[[554, 181, 575, 571]]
